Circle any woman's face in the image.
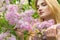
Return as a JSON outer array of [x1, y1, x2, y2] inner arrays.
[[37, 0, 51, 18]]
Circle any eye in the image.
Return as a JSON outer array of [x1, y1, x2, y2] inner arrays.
[[41, 2, 47, 6]]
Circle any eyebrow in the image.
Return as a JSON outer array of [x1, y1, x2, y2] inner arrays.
[[41, 1, 46, 5], [37, 1, 46, 6], [37, 1, 47, 9]]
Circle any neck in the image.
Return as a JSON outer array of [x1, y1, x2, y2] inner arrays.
[[39, 15, 56, 24], [42, 15, 56, 24], [43, 16, 54, 21]]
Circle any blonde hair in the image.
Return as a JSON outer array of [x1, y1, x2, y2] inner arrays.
[[36, 0, 60, 23], [45, 0, 60, 23]]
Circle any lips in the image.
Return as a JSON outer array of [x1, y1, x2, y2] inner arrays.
[[39, 11, 44, 15]]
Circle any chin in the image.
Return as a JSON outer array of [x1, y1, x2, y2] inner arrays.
[[40, 15, 46, 18]]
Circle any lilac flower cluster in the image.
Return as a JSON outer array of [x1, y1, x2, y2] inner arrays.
[[36, 19, 55, 30], [5, 5, 35, 31], [5, 5, 55, 33], [15, 9, 35, 31], [0, 31, 16, 40], [5, 5, 20, 25]]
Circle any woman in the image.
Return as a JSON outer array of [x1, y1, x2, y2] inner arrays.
[[36, 0, 60, 40], [15, 0, 60, 40]]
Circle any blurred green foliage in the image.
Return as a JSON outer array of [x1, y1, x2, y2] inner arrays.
[[0, 0, 60, 40], [57, 0, 60, 4]]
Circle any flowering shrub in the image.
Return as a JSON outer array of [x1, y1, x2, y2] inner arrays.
[[0, 31, 16, 40], [36, 19, 55, 30], [0, 0, 60, 40]]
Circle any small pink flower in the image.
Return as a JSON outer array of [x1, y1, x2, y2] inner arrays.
[[5, 5, 20, 25], [0, 31, 10, 40], [0, 33, 4, 40], [36, 19, 55, 29], [5, 0, 10, 5], [0, 7, 5, 12], [24, 9, 35, 16], [15, 20, 32, 31], [7, 35, 16, 40], [5, 12, 20, 25], [7, 5, 18, 12], [48, 19, 55, 25], [20, 9, 35, 17]]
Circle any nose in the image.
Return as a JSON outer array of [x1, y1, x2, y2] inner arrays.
[[38, 7, 42, 12], [39, 9, 42, 12]]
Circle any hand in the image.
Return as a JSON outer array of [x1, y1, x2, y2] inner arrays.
[[45, 25, 57, 37], [15, 29, 23, 36], [14, 27, 24, 37]]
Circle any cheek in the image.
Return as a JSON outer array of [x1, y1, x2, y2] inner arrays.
[[40, 8, 51, 18], [44, 7, 51, 16]]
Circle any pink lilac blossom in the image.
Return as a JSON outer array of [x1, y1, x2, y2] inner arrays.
[[0, 33, 5, 40], [5, 5, 20, 25], [30, 19, 40, 26], [5, 0, 10, 5], [7, 5, 18, 13], [15, 19, 39, 31], [20, 9, 35, 17], [7, 34, 16, 40], [21, 16, 35, 24], [15, 20, 32, 31], [14, 9, 37, 31], [19, 9, 35, 23], [24, 9, 35, 16], [36, 19, 55, 30], [0, 7, 5, 12], [0, 32, 16, 40], [5, 12, 20, 25], [0, 31, 9, 40], [48, 19, 55, 25]]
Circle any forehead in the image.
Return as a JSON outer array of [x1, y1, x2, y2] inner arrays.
[[37, 0, 46, 5]]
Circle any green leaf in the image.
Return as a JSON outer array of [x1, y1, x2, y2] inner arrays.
[[22, 4, 30, 11], [24, 31, 29, 40], [10, 0, 16, 4], [30, 0, 36, 9], [32, 12, 39, 19], [57, 0, 60, 4]]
